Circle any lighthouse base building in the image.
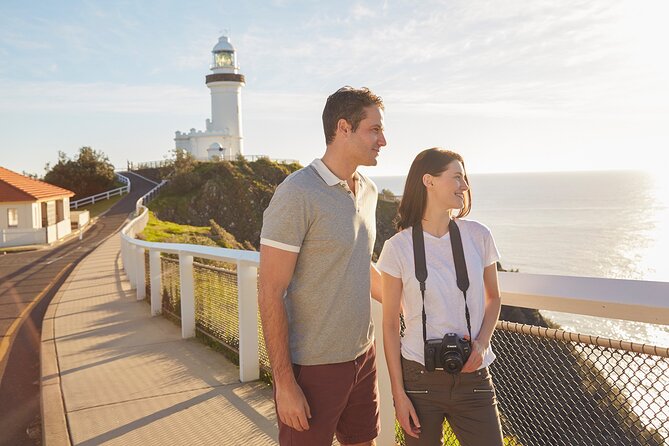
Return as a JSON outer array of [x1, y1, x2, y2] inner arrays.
[[175, 35, 245, 161]]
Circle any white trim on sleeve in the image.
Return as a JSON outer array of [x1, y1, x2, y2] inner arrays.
[[260, 238, 301, 253]]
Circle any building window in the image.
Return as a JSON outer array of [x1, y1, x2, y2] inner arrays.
[[8, 208, 18, 227]]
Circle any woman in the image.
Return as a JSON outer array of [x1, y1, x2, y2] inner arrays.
[[377, 148, 504, 446]]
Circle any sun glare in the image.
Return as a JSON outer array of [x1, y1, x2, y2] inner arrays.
[[620, 0, 669, 74]]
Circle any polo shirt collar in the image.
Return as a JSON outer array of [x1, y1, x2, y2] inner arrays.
[[310, 158, 360, 186]]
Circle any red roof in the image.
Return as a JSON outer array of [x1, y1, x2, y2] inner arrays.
[[0, 166, 75, 202]]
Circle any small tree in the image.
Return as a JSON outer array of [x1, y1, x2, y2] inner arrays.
[[44, 147, 116, 199]]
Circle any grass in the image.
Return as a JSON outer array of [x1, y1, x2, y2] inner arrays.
[[74, 193, 125, 218], [0, 245, 40, 254], [139, 211, 211, 242], [394, 421, 524, 445]]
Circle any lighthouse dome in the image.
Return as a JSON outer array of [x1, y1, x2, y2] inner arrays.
[[212, 35, 235, 53]]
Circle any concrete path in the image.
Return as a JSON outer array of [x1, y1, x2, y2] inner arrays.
[[41, 227, 279, 445], [0, 172, 157, 446]]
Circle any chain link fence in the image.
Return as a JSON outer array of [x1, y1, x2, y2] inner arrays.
[[143, 253, 669, 445]]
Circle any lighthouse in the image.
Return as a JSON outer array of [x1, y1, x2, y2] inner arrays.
[[175, 35, 245, 161]]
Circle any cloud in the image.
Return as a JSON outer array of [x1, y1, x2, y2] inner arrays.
[[233, 0, 665, 119], [0, 80, 206, 114]]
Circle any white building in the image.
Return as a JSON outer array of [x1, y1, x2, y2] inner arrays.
[[0, 166, 75, 248], [175, 35, 245, 161]]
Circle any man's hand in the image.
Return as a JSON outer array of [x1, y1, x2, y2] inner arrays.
[[276, 379, 312, 431], [461, 336, 485, 373]]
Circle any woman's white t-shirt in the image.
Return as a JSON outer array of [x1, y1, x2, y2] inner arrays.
[[376, 219, 501, 369]]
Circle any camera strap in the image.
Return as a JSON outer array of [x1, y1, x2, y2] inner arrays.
[[412, 219, 472, 344]]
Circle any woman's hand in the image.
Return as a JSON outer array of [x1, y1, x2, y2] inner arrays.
[[461, 336, 485, 373], [394, 391, 421, 438]]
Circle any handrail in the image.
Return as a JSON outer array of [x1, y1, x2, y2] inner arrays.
[[128, 155, 299, 171], [70, 173, 131, 209], [498, 271, 669, 325], [119, 183, 260, 384], [132, 180, 167, 215]]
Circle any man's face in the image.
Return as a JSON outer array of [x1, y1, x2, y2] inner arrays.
[[347, 105, 386, 167]]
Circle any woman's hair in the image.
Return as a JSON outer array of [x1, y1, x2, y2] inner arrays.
[[395, 148, 472, 231]]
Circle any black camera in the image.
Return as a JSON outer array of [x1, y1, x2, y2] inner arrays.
[[424, 333, 472, 374]]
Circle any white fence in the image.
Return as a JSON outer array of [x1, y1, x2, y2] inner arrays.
[[70, 173, 131, 210], [1, 220, 72, 248], [119, 182, 669, 445], [129, 154, 300, 171], [0, 227, 46, 247]]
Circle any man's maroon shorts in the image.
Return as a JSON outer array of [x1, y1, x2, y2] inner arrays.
[[276, 343, 380, 445]]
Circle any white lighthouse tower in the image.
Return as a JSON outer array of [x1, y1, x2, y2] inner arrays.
[[175, 35, 245, 161]]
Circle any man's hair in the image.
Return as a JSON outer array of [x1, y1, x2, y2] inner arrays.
[[322, 86, 384, 145]]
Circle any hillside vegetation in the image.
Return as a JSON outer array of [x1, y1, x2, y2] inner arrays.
[[144, 157, 398, 259]]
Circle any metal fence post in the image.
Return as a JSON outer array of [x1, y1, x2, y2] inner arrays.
[[237, 260, 259, 382], [149, 249, 162, 316], [371, 299, 395, 446], [179, 253, 195, 338], [136, 246, 146, 300]]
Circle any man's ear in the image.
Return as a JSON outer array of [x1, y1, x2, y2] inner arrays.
[[336, 118, 352, 136]]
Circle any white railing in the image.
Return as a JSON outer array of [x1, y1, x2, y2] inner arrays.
[[133, 180, 167, 215], [119, 199, 669, 444], [120, 197, 260, 383], [116, 172, 130, 187], [129, 155, 299, 171], [70, 173, 131, 210]]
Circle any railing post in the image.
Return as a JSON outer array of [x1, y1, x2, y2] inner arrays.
[[179, 253, 196, 338], [127, 244, 137, 288], [149, 249, 162, 316], [371, 299, 395, 446], [136, 246, 146, 300], [237, 260, 259, 382]]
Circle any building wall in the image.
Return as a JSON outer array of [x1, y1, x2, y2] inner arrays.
[[56, 218, 71, 240], [0, 202, 34, 230], [175, 132, 243, 161], [0, 197, 73, 247], [209, 83, 243, 143]]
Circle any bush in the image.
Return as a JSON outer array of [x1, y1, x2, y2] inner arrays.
[[44, 147, 116, 199]]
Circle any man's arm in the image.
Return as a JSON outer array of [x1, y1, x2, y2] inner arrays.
[[258, 244, 311, 431], [370, 262, 382, 303]]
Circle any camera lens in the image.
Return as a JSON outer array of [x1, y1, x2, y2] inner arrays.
[[442, 352, 463, 374]]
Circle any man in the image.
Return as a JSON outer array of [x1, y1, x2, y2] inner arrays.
[[258, 86, 386, 446]]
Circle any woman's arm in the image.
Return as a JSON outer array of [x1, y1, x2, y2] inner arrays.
[[382, 272, 421, 438], [462, 262, 502, 372]]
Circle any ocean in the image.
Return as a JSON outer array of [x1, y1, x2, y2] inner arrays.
[[370, 170, 669, 347]]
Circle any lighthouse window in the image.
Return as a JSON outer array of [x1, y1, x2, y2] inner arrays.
[[215, 52, 233, 67]]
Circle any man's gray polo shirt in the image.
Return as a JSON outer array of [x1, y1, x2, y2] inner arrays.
[[260, 159, 377, 365]]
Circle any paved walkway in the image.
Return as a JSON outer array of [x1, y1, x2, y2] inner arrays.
[[41, 229, 279, 445]]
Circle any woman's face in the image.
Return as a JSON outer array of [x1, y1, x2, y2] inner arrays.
[[426, 160, 469, 211]]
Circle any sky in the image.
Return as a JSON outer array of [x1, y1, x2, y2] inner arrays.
[[1, 0, 668, 177]]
